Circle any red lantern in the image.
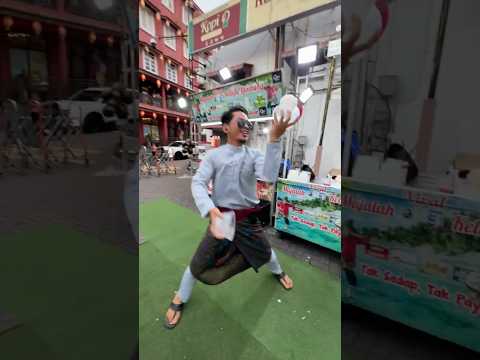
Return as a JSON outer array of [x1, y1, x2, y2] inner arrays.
[[107, 36, 114, 47], [140, 111, 145, 117], [156, 79, 161, 88], [89, 31, 96, 44], [176, 117, 180, 123], [166, 84, 171, 90], [3, 16, 14, 31], [163, 114, 167, 120], [184, 119, 188, 123], [32, 21, 42, 36], [153, 113, 157, 119], [58, 25, 67, 38]]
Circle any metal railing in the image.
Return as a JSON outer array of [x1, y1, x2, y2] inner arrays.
[[0, 98, 89, 175]]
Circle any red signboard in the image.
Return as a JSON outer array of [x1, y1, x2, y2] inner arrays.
[[193, 3, 241, 53]]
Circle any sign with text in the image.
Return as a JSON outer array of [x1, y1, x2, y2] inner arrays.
[[192, 1, 242, 54], [327, 38, 341, 57], [245, 0, 336, 32], [275, 179, 341, 252], [191, 70, 284, 124], [190, 0, 337, 53], [342, 179, 480, 352]]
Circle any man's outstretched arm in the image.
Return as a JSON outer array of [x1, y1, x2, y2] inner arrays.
[[255, 109, 300, 182]]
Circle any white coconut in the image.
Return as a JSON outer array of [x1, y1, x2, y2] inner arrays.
[[274, 94, 301, 123]]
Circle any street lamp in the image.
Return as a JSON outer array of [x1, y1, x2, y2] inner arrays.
[[177, 97, 188, 109], [297, 44, 318, 65], [219, 67, 232, 81]]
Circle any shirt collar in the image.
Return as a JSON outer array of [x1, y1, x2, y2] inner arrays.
[[225, 143, 244, 152]]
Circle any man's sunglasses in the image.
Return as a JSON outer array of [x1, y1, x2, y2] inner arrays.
[[237, 118, 253, 130]]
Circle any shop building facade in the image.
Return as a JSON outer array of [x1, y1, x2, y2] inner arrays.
[[138, 0, 207, 145], [0, 0, 131, 101]]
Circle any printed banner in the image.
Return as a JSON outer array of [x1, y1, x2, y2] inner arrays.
[[192, 71, 284, 123], [342, 179, 480, 352], [274, 179, 341, 252], [256, 179, 274, 202]]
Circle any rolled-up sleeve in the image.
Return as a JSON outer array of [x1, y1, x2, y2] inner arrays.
[[191, 154, 216, 217], [254, 142, 282, 183]]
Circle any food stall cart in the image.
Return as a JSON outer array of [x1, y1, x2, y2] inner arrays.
[[342, 177, 480, 352], [274, 178, 341, 252]]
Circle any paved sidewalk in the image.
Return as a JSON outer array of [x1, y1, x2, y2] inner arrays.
[[0, 131, 136, 251]]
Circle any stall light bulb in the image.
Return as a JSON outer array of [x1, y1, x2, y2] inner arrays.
[[177, 97, 188, 109], [297, 44, 318, 65], [299, 87, 314, 104], [219, 67, 232, 80]]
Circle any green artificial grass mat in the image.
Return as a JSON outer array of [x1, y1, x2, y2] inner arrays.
[[140, 198, 340, 360], [0, 225, 137, 359]]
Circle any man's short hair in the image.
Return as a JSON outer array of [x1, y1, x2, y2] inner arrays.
[[221, 106, 248, 125]]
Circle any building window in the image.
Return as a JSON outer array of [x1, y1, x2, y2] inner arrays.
[[185, 74, 193, 90], [164, 24, 176, 50], [139, 5, 156, 36], [162, 0, 174, 12], [183, 40, 189, 59], [143, 50, 157, 74], [182, 5, 192, 25], [166, 63, 178, 83], [10, 48, 48, 84]]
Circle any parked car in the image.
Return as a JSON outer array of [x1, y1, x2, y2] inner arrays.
[[163, 141, 209, 160], [163, 141, 188, 160], [44, 87, 138, 133]]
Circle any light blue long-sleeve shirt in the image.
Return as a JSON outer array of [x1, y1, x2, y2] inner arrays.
[[191, 142, 282, 217]]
